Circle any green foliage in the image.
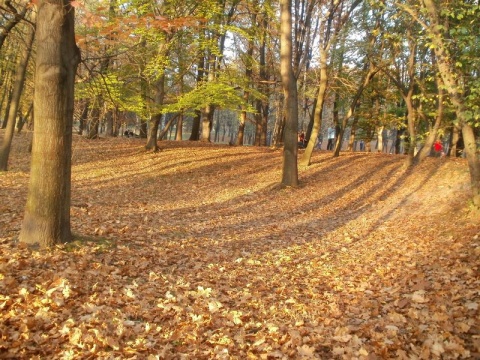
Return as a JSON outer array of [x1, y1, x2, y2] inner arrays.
[[162, 80, 255, 115], [435, 2, 480, 125]]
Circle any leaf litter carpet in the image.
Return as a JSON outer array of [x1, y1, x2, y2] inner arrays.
[[0, 133, 479, 359]]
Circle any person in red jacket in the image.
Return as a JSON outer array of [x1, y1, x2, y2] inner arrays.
[[433, 139, 444, 157]]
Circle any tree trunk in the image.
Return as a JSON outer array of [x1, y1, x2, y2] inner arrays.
[[448, 125, 461, 157], [146, 114, 161, 149], [255, 20, 268, 147], [175, 112, 183, 141], [189, 33, 206, 142], [238, 22, 254, 146], [146, 73, 166, 151], [348, 118, 358, 151], [158, 113, 179, 140], [87, 106, 100, 139], [237, 113, 246, 146], [104, 110, 114, 137], [254, 100, 262, 146], [190, 110, 201, 141], [201, 105, 214, 142], [271, 96, 285, 148], [280, 0, 299, 187], [1, 77, 14, 129], [299, 46, 328, 166], [19, 0, 80, 247], [17, 101, 33, 133], [0, 18, 35, 171], [0, 68, 13, 127]]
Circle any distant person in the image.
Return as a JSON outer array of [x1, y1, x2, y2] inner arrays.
[[433, 139, 444, 157], [382, 129, 389, 153], [298, 132, 306, 148], [327, 127, 335, 150]]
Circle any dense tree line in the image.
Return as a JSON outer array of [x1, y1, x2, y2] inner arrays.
[[0, 0, 478, 246]]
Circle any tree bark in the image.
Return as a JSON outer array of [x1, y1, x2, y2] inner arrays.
[[299, 46, 327, 166], [190, 110, 201, 141], [17, 101, 33, 133], [0, 66, 13, 127], [280, 0, 299, 187], [0, 17, 35, 171], [201, 104, 214, 142], [19, 0, 80, 247], [86, 105, 100, 139], [146, 73, 166, 151], [175, 112, 183, 141], [1, 76, 14, 129], [158, 113, 180, 140]]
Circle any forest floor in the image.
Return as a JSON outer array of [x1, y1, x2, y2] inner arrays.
[[0, 132, 479, 359]]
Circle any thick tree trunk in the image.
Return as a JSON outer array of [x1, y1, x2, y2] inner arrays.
[[237, 113, 246, 146], [175, 113, 183, 141], [0, 18, 35, 171], [461, 123, 480, 207], [146, 114, 161, 150], [19, 0, 80, 247], [190, 111, 201, 141], [201, 105, 214, 142], [280, 0, 299, 187], [146, 74, 166, 151]]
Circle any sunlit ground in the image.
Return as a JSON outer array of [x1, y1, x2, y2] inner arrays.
[[0, 131, 478, 359]]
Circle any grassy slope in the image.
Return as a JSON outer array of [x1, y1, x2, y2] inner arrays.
[[0, 132, 479, 359]]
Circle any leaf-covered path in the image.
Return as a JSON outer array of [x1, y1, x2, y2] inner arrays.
[[1, 133, 479, 359]]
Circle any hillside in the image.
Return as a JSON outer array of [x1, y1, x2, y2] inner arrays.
[[0, 133, 479, 359]]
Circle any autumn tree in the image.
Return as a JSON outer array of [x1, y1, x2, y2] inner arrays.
[[300, 0, 362, 166], [19, 0, 80, 247]]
